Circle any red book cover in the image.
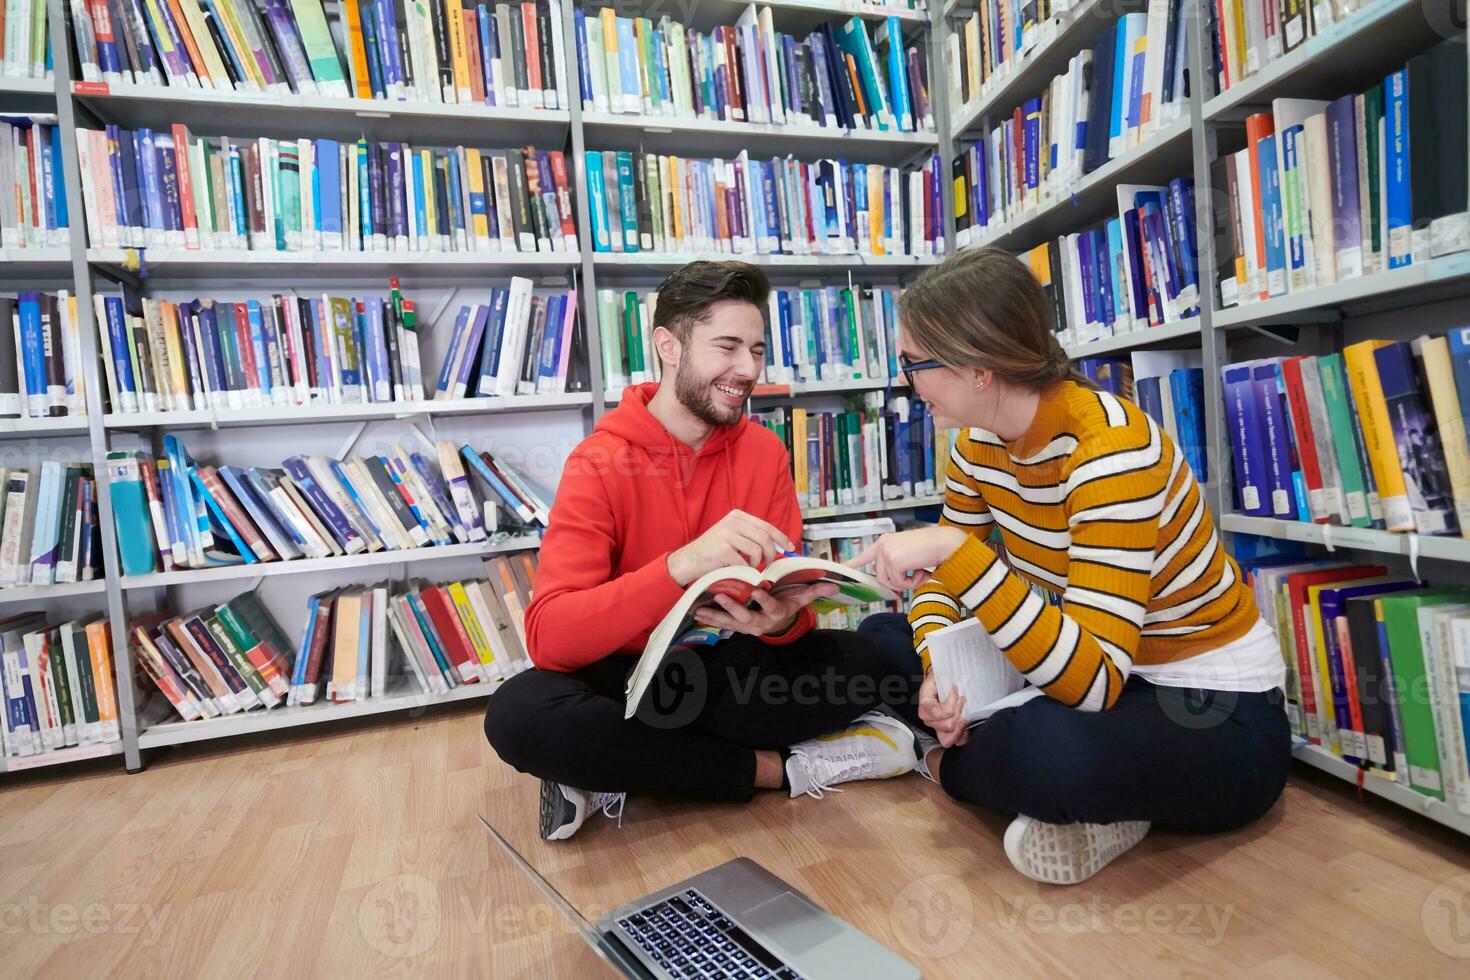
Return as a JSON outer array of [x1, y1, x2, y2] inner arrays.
[[301, 593, 335, 698], [463, 11, 485, 104], [1012, 106, 1024, 203], [1279, 356, 1328, 523], [1285, 565, 1384, 743], [520, 2, 543, 96], [1332, 615, 1369, 744], [170, 124, 199, 247], [232, 303, 260, 393], [723, 28, 744, 121], [197, 466, 275, 561], [1214, 0, 1231, 90], [1244, 112, 1275, 300], [548, 152, 576, 242], [420, 586, 480, 682]]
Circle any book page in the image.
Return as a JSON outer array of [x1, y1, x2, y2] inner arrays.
[[927, 618, 1036, 725]]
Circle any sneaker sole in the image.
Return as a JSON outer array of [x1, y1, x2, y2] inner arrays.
[[539, 779, 579, 841], [1003, 815, 1150, 885]]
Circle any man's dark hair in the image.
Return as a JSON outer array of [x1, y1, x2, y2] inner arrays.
[[652, 260, 770, 344]]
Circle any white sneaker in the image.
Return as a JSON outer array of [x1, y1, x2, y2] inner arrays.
[[786, 711, 919, 799], [1003, 814, 1150, 884], [539, 779, 626, 841]]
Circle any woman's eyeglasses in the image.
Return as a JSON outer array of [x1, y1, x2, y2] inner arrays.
[[898, 353, 944, 387]]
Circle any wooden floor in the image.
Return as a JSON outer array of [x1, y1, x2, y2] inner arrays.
[[4, 702, 1470, 978]]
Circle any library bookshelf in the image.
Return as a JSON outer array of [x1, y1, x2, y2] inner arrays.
[[0, 0, 947, 775]]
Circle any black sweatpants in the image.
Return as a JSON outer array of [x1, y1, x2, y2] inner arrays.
[[485, 624, 924, 803], [859, 613, 1293, 832]]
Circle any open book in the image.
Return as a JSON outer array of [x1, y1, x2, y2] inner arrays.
[[927, 618, 1043, 725], [623, 557, 897, 719]]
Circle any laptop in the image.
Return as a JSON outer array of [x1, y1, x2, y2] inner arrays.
[[480, 816, 920, 980]]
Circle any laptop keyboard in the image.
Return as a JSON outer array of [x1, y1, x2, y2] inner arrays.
[[615, 888, 805, 980]]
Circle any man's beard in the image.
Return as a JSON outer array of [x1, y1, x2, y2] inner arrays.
[[675, 362, 748, 426]]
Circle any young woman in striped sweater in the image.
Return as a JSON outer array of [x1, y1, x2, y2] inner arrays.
[[853, 248, 1291, 885]]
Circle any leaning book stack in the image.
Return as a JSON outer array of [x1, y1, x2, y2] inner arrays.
[[106, 435, 551, 576], [67, 0, 568, 108], [1, 116, 69, 250], [1, 615, 122, 759], [584, 149, 945, 259], [576, 7, 933, 133], [430, 279, 586, 398], [75, 125, 577, 255]]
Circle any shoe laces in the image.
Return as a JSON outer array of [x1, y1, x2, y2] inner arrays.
[[792, 747, 873, 799], [590, 791, 626, 828]]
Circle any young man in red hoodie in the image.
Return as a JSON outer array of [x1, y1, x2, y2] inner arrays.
[[485, 261, 924, 840]]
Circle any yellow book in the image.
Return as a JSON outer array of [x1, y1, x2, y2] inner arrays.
[[331, 591, 362, 701], [1230, 0, 1248, 86], [342, 0, 373, 99], [964, 14, 980, 100], [792, 408, 808, 498], [1343, 339, 1412, 531], [600, 8, 622, 112], [1305, 582, 1341, 756], [213, 0, 267, 89], [1414, 335, 1470, 537], [161, 301, 189, 409], [173, 0, 231, 92], [466, 148, 490, 246], [447, 582, 497, 676], [444, 0, 472, 104], [667, 156, 684, 245], [421, 150, 437, 242], [870, 165, 885, 255]]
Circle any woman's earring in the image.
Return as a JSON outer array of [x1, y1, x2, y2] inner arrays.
[[974, 381, 986, 391]]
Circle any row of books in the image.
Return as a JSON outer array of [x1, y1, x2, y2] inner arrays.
[[1, 0, 46, 78], [75, 126, 577, 255], [430, 280, 585, 398], [1246, 559, 1470, 815], [752, 395, 949, 510], [594, 284, 907, 394], [108, 436, 550, 576], [802, 518, 900, 630], [1019, 178, 1202, 350], [574, 8, 933, 134], [1214, 39, 1469, 308], [1, 616, 121, 759], [1073, 353, 1209, 482], [1208, 0, 1379, 96], [954, 6, 1190, 241], [0, 463, 104, 589], [1222, 333, 1470, 537], [2, 116, 68, 249], [585, 150, 946, 258], [0, 292, 88, 419], [942, 0, 1077, 110], [68, 0, 568, 109]]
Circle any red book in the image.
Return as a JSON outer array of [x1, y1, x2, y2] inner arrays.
[[520, 2, 543, 97], [723, 28, 744, 121], [1244, 112, 1276, 300], [419, 586, 480, 682], [547, 152, 576, 245], [137, 459, 170, 572], [196, 466, 275, 562], [232, 303, 260, 395], [170, 124, 199, 248], [299, 593, 335, 702], [1279, 356, 1329, 523], [463, 11, 485, 104]]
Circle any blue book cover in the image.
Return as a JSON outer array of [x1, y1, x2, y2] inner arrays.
[[1139, 197, 1181, 315], [1109, 22, 1130, 152], [1325, 95, 1363, 276], [28, 461, 62, 583], [1167, 177, 1200, 315], [1126, 37, 1146, 136], [220, 466, 285, 559], [476, 6, 494, 105], [16, 293, 46, 416], [281, 456, 360, 551], [1120, 208, 1149, 324], [1077, 232, 1099, 330], [1373, 341, 1458, 535], [360, 0, 384, 95], [363, 301, 390, 402], [1170, 368, 1207, 482], [195, 302, 227, 400], [1384, 68, 1412, 268], [453, 304, 490, 396], [105, 454, 157, 574], [1257, 134, 1288, 296], [115, 129, 143, 237], [1105, 218, 1130, 325], [246, 301, 272, 399], [573, 7, 592, 106], [459, 446, 531, 523], [1023, 97, 1042, 196], [434, 306, 471, 397], [759, 161, 782, 252], [1252, 360, 1296, 519], [190, 471, 255, 564], [784, 35, 802, 118], [616, 16, 640, 111], [1092, 229, 1116, 332], [163, 434, 207, 557], [885, 17, 911, 130], [102, 296, 136, 408], [474, 287, 510, 395], [615, 151, 638, 250], [585, 151, 610, 251], [1222, 362, 1269, 516], [536, 294, 565, 387], [176, 301, 204, 409], [294, 595, 321, 692], [245, 467, 309, 554], [1136, 375, 1163, 425], [157, 136, 183, 238], [328, 460, 385, 545], [137, 128, 166, 239], [104, 126, 128, 240], [41, 127, 60, 233]]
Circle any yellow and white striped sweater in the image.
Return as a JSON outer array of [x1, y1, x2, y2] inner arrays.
[[910, 381, 1259, 711]]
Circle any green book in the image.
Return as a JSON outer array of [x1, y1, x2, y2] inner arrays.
[[1377, 588, 1470, 800], [622, 292, 644, 376], [1316, 354, 1372, 527], [638, 18, 660, 114], [55, 467, 80, 579], [1363, 83, 1384, 270], [46, 628, 76, 738], [203, 612, 273, 705], [285, 0, 349, 91], [64, 622, 101, 738], [644, 153, 664, 249], [842, 289, 863, 378], [835, 413, 852, 500], [279, 143, 302, 248]]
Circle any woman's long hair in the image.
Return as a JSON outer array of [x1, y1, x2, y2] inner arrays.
[[899, 247, 1097, 391]]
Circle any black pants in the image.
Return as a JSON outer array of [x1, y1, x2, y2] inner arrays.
[[859, 613, 1292, 832], [485, 624, 924, 803]]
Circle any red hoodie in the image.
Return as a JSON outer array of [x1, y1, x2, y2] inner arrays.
[[525, 382, 813, 672]]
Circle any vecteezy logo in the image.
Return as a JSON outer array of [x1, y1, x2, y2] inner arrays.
[[358, 874, 441, 960], [1422, 874, 1470, 959], [637, 644, 709, 730], [889, 874, 973, 959]]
